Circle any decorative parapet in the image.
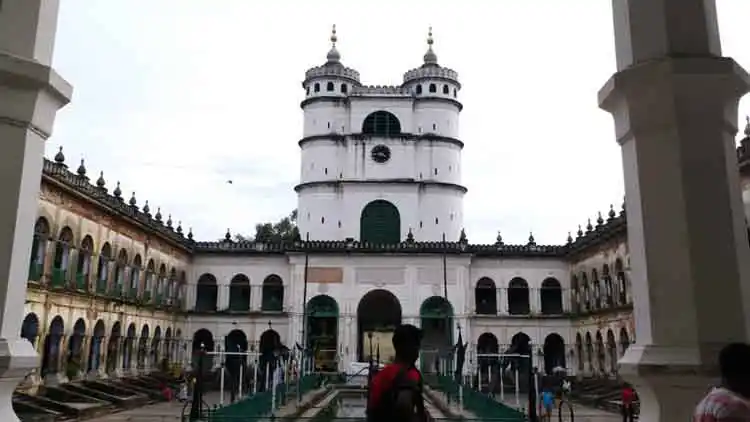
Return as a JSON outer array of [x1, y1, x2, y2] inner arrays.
[[41, 159, 194, 250], [304, 65, 360, 84], [403, 66, 459, 85], [349, 85, 412, 96], [194, 238, 564, 257]]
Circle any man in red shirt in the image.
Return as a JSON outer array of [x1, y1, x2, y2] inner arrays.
[[621, 384, 635, 422], [367, 324, 426, 422]]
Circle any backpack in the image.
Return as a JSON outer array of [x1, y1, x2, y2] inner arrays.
[[367, 365, 426, 422]]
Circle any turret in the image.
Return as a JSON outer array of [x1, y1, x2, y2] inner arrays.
[[401, 28, 462, 138], [301, 25, 361, 137]]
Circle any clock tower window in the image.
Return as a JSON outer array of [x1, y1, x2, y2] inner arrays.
[[362, 111, 401, 137]]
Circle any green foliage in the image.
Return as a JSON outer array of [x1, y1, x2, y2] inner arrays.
[[229, 210, 300, 243]]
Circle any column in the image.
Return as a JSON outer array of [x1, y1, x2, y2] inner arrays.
[[599, 1, 750, 421], [0, 0, 70, 407]]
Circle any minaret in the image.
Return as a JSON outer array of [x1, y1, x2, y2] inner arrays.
[[296, 27, 465, 243]]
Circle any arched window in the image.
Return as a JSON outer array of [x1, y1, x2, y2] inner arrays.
[[474, 278, 497, 315], [570, 275, 580, 313], [195, 273, 218, 312], [75, 235, 93, 290], [314, 83, 320, 93], [507, 278, 530, 315], [429, 83, 436, 93], [96, 243, 111, 294], [52, 227, 74, 287], [540, 278, 563, 314], [113, 249, 128, 295], [326, 81, 334, 92], [415, 85, 423, 95], [602, 264, 614, 307], [615, 258, 627, 305], [360, 200, 400, 244], [144, 259, 155, 300], [29, 218, 49, 282], [229, 274, 251, 312], [261, 275, 284, 312], [362, 111, 401, 137], [341, 83, 348, 94], [129, 255, 142, 298], [591, 269, 600, 309], [442, 84, 449, 94]]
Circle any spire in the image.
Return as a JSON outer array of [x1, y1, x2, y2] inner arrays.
[[326, 24, 341, 64], [423, 26, 438, 66]]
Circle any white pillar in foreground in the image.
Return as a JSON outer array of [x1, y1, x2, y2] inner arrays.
[[600, 1, 750, 421], [0, 1, 72, 420]]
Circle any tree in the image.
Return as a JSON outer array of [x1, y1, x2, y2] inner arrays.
[[232, 210, 299, 243]]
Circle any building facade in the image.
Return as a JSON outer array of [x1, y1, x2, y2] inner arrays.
[[19, 29, 750, 390]]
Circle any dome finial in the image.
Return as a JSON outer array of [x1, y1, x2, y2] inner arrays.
[[330, 24, 337, 47], [326, 24, 341, 64], [423, 26, 438, 65]]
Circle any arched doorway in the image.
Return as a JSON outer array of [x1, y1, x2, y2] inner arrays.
[[107, 322, 121, 373], [360, 200, 401, 244], [88, 320, 105, 373], [225, 329, 248, 397], [356, 289, 402, 362], [42, 316, 64, 377], [192, 329, 214, 373], [619, 327, 630, 357], [307, 294, 339, 371], [540, 278, 563, 314], [229, 274, 251, 312], [66, 318, 86, 379], [507, 278, 530, 315], [195, 273, 218, 312], [419, 296, 454, 373], [595, 331, 605, 375], [584, 332, 593, 373], [21, 313, 39, 348], [124, 323, 136, 370], [258, 328, 281, 392], [575, 333, 583, 371], [607, 329, 618, 374], [138, 325, 149, 370], [151, 326, 161, 369], [476, 332, 499, 384], [542, 333, 566, 375], [507, 332, 532, 371], [475, 278, 497, 315]]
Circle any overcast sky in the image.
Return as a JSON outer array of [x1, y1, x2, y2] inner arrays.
[[49, 1, 750, 245]]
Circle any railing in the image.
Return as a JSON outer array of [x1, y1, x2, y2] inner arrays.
[[432, 375, 526, 422]]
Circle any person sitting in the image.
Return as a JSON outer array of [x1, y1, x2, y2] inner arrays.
[[694, 342, 750, 421]]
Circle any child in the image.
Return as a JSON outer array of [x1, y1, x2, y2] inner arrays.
[[541, 388, 555, 422]]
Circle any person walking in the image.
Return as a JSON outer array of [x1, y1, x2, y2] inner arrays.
[[621, 383, 636, 422]]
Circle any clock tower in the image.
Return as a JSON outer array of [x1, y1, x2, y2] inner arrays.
[[296, 26, 465, 243]]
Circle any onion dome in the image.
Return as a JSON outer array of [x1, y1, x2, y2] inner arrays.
[[586, 219, 593, 233], [143, 200, 150, 215], [596, 211, 604, 226], [527, 232, 536, 246], [176, 221, 183, 235], [96, 171, 106, 189], [577, 225, 583, 238], [608, 204, 616, 220], [423, 26, 438, 66], [188, 227, 194, 241], [54, 146, 65, 164], [166, 214, 173, 228], [495, 231, 503, 246], [459, 228, 467, 244], [406, 228, 415, 243], [326, 24, 340, 64], [567, 232, 573, 244], [225, 228, 232, 242], [77, 159, 87, 177], [155, 207, 163, 222], [129, 192, 137, 207]]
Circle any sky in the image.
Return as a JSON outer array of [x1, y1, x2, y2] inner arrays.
[[48, 1, 750, 245]]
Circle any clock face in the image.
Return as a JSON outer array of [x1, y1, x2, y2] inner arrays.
[[371, 145, 391, 164]]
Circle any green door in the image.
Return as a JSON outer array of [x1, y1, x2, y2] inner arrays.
[[360, 200, 400, 244]]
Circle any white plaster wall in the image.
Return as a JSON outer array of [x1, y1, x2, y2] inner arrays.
[[403, 80, 460, 102], [413, 102, 460, 138], [297, 183, 464, 241], [348, 98, 415, 133], [303, 100, 349, 137], [298, 138, 461, 185]]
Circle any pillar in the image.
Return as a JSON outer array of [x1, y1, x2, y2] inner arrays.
[[599, 0, 750, 421], [0, 0, 72, 419]]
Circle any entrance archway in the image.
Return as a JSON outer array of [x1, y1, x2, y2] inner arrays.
[[225, 329, 248, 396], [419, 296, 454, 373], [89, 320, 105, 372], [476, 332, 499, 383], [543, 333, 566, 375], [67, 318, 86, 379], [192, 329, 214, 372], [42, 316, 64, 376], [356, 289, 402, 362], [307, 295, 339, 371], [107, 322, 121, 373], [360, 200, 401, 244]]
